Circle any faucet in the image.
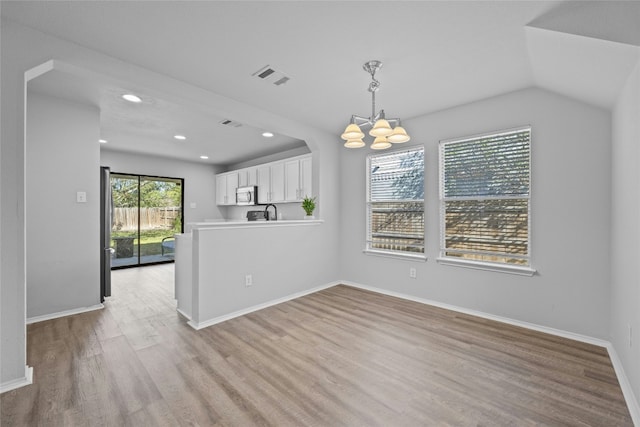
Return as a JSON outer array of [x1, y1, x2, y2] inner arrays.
[[264, 204, 277, 221]]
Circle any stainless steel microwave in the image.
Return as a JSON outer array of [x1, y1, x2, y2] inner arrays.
[[236, 186, 258, 205]]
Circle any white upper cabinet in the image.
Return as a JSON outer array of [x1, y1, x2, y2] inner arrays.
[[215, 171, 239, 205], [257, 162, 285, 203], [217, 154, 311, 205], [257, 165, 271, 204], [237, 169, 248, 187], [270, 162, 285, 203], [246, 167, 258, 186], [237, 167, 258, 188], [284, 160, 299, 202], [300, 155, 312, 199], [284, 155, 313, 202]]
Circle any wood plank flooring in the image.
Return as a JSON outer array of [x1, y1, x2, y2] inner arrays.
[[1, 264, 633, 426]]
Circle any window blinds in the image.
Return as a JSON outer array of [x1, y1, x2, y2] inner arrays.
[[367, 147, 424, 254], [440, 127, 531, 265]]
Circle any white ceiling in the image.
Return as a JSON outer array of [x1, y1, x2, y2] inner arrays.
[[4, 1, 639, 165]]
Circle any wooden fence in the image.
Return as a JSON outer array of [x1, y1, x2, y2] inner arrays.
[[113, 207, 180, 231]]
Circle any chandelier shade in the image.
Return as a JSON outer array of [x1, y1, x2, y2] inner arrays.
[[369, 119, 393, 137], [340, 60, 410, 150], [344, 138, 366, 148], [387, 125, 410, 143], [371, 136, 392, 150], [341, 123, 365, 140]]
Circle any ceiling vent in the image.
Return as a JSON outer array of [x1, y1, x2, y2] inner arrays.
[[219, 119, 242, 128], [252, 65, 291, 87]]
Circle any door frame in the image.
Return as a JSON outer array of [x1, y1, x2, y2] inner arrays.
[[108, 172, 185, 270]]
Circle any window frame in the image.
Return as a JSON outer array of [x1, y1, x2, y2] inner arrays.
[[437, 126, 535, 276], [364, 146, 427, 261]]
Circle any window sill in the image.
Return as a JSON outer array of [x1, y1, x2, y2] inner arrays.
[[363, 249, 427, 262], [436, 257, 536, 276]]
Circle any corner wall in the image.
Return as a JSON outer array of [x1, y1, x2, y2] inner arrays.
[[611, 61, 640, 408], [26, 92, 101, 318], [339, 87, 612, 339]]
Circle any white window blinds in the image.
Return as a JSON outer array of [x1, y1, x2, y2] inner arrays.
[[439, 127, 531, 266], [367, 147, 424, 254]]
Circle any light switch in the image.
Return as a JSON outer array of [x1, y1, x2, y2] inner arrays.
[[190, 202, 197, 209], [76, 191, 87, 203]]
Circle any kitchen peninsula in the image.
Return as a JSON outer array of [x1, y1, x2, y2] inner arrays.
[[174, 218, 326, 330]]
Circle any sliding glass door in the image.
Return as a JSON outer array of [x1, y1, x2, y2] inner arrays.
[[110, 173, 183, 269]]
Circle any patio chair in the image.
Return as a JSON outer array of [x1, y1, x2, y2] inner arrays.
[[161, 236, 175, 256]]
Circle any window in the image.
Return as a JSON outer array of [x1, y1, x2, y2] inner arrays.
[[366, 147, 425, 257], [439, 127, 532, 273]]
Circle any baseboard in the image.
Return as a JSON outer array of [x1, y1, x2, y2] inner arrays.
[[606, 344, 640, 425], [187, 281, 340, 330], [176, 308, 191, 320], [0, 366, 33, 394], [26, 303, 104, 324], [341, 280, 640, 424], [342, 281, 610, 347]]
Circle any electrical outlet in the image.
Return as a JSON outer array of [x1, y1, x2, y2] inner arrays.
[[409, 268, 417, 279], [245, 274, 253, 287]]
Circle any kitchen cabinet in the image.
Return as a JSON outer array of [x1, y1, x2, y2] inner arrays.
[[246, 167, 258, 186], [238, 169, 248, 187], [238, 167, 258, 188], [219, 154, 311, 205], [284, 155, 312, 202], [270, 162, 285, 203], [257, 165, 270, 204], [257, 162, 285, 203], [215, 171, 239, 205]]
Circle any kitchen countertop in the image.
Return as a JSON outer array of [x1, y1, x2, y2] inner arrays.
[[185, 219, 323, 231]]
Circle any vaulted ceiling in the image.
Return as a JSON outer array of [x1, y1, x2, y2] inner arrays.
[[3, 1, 639, 165]]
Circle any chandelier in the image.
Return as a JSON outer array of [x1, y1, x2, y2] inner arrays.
[[341, 60, 410, 149]]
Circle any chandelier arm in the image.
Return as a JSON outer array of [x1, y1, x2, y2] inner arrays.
[[352, 115, 373, 127]]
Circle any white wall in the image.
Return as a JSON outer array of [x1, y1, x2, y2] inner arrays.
[[611, 61, 640, 404], [26, 92, 101, 318], [339, 87, 612, 339], [190, 223, 333, 326], [100, 150, 224, 223]]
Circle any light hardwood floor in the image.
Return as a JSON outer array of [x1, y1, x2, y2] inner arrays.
[[1, 264, 633, 426]]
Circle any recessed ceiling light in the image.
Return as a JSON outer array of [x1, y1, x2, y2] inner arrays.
[[200, 155, 209, 160], [99, 139, 107, 144], [174, 135, 187, 140], [262, 132, 274, 138], [122, 93, 142, 103]]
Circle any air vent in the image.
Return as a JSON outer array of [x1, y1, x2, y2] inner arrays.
[[273, 76, 290, 86], [257, 68, 275, 79], [219, 119, 242, 128], [252, 65, 291, 87]]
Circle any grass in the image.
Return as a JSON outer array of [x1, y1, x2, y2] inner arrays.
[[111, 228, 178, 257]]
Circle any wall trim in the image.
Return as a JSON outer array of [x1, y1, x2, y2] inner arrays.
[[606, 343, 640, 425], [26, 303, 104, 325], [341, 280, 639, 423], [342, 281, 608, 346], [187, 281, 340, 330], [0, 366, 33, 394], [176, 308, 191, 321]]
